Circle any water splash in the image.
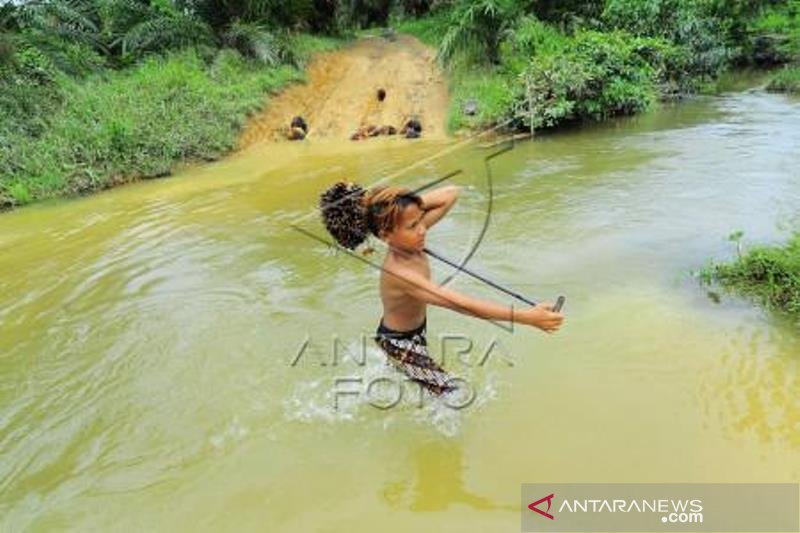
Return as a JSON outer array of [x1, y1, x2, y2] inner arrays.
[[281, 342, 504, 437]]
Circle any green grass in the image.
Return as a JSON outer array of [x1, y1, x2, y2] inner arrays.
[[445, 67, 515, 132], [0, 35, 344, 209], [767, 65, 800, 92], [699, 232, 800, 316], [393, 12, 449, 48]]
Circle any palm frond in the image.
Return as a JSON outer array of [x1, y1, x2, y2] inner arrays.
[[436, 0, 515, 65], [122, 9, 213, 56], [16, 0, 109, 57], [221, 20, 285, 65], [23, 0, 100, 36]]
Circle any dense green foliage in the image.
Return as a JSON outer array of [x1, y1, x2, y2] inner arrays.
[[516, 30, 691, 130], [747, 0, 800, 65], [0, 0, 346, 208], [3, 0, 800, 209], [602, 0, 732, 78], [398, 0, 800, 132], [437, 0, 520, 65], [700, 232, 800, 316]]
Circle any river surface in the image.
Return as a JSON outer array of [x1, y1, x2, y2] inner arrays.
[[1, 80, 799, 531]]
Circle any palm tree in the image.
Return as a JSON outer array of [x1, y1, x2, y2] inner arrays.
[[121, 0, 215, 58], [219, 19, 287, 66], [15, 0, 289, 66], [14, 0, 202, 64], [437, 0, 519, 66]]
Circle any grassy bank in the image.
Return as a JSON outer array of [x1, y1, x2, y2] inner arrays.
[[395, 0, 800, 134], [0, 35, 341, 209], [699, 233, 800, 316], [768, 65, 800, 92]]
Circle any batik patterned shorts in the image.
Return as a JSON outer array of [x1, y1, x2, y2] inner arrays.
[[374, 317, 457, 395]]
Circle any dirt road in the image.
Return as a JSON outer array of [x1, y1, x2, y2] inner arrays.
[[237, 34, 449, 147]]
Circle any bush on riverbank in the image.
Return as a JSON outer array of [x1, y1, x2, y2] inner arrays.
[[747, 1, 800, 65], [601, 0, 733, 79], [396, 0, 800, 132], [699, 233, 800, 316], [398, 8, 692, 131], [515, 30, 692, 130]]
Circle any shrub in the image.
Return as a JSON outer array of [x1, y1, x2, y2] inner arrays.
[[602, 0, 733, 79], [701, 232, 800, 315], [747, 1, 800, 65], [515, 30, 671, 129], [0, 44, 63, 139], [500, 15, 569, 75]]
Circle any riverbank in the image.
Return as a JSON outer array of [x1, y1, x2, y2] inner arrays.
[[0, 34, 342, 211], [395, 1, 800, 134], [3, 1, 799, 213]]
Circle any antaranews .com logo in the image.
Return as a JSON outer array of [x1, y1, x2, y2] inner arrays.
[[528, 492, 703, 523], [521, 483, 799, 532]]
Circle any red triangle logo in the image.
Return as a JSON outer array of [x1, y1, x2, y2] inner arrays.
[[528, 493, 555, 520]]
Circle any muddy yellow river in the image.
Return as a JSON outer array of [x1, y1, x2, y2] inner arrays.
[[1, 82, 798, 531]]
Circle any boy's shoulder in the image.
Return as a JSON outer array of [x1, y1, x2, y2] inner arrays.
[[382, 251, 429, 282]]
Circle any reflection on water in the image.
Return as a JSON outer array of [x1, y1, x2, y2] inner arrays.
[[383, 439, 517, 512], [698, 321, 800, 450]]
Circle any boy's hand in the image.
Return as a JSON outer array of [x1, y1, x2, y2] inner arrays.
[[517, 302, 564, 334]]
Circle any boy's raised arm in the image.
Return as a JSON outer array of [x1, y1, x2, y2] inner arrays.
[[420, 185, 460, 229]]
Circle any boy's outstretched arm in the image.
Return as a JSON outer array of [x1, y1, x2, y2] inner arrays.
[[420, 185, 460, 229], [389, 266, 565, 334]]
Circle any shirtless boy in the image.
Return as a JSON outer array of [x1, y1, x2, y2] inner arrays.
[[319, 183, 565, 394]]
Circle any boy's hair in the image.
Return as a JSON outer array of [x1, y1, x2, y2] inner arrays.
[[319, 182, 422, 250], [364, 186, 422, 239]]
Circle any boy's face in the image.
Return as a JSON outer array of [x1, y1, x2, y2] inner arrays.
[[383, 203, 426, 253]]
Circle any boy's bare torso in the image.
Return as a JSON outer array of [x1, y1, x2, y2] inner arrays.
[[380, 249, 430, 331]]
